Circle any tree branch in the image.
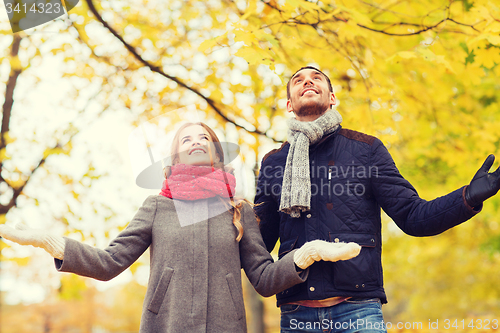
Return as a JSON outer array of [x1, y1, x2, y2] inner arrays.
[[1, 34, 23, 216], [357, 18, 448, 36], [84, 0, 281, 143], [1, 34, 22, 150]]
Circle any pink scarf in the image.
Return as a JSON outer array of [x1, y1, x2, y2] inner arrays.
[[160, 164, 236, 200]]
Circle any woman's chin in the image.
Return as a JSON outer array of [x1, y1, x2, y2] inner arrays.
[[184, 158, 213, 167]]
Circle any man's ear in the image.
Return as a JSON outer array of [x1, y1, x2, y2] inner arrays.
[[286, 99, 294, 113], [329, 92, 337, 108]]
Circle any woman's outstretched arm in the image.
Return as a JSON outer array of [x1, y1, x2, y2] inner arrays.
[[1, 196, 157, 281]]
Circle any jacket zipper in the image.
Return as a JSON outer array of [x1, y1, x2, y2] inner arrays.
[[328, 166, 333, 203]]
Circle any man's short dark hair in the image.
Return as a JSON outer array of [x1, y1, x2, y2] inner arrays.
[[286, 66, 333, 100]]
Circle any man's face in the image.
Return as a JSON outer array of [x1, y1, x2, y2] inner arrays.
[[286, 68, 336, 121]]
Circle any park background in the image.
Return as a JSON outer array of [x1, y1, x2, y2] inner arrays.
[[1, 0, 500, 332]]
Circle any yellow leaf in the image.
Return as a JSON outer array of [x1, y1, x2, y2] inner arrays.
[[10, 56, 22, 71], [235, 46, 271, 66], [285, 0, 321, 12], [240, 0, 257, 20], [233, 29, 258, 46], [130, 261, 143, 275], [474, 47, 500, 68], [486, 35, 500, 45], [320, 8, 341, 20], [467, 33, 500, 47], [198, 35, 225, 53], [338, 5, 372, 26], [12, 256, 30, 266], [386, 51, 417, 62], [464, 63, 485, 85]]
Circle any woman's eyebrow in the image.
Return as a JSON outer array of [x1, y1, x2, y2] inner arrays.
[[181, 135, 192, 141]]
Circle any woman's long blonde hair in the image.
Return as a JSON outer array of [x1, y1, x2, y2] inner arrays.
[[164, 122, 244, 241]]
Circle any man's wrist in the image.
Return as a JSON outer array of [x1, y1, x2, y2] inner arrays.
[[463, 186, 482, 211]]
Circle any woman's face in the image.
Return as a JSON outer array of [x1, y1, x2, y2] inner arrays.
[[176, 125, 219, 166]]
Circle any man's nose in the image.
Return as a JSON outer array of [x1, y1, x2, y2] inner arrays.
[[304, 77, 314, 86]]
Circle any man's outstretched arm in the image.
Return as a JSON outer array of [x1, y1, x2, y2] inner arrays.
[[370, 139, 488, 236]]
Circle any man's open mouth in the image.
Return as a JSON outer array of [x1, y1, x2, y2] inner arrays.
[[302, 88, 319, 96]]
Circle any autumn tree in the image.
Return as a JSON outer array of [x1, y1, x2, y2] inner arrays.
[[2, 0, 500, 332]]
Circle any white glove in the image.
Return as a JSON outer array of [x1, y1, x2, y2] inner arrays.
[[294, 240, 361, 270], [0, 223, 65, 259]]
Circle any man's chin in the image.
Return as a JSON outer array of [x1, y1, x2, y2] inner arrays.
[[296, 104, 329, 118]]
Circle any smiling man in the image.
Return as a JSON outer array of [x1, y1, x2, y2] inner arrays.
[[254, 66, 500, 333]]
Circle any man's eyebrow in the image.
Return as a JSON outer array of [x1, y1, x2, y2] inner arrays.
[[292, 72, 303, 80], [292, 71, 323, 82]]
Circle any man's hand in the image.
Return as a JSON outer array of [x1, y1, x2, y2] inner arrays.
[[0, 223, 65, 259], [465, 154, 500, 208], [293, 240, 361, 270]]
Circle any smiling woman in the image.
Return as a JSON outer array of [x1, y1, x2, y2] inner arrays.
[[172, 123, 223, 168], [0, 121, 362, 333]]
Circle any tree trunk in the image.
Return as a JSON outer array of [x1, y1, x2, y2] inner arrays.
[[244, 151, 265, 333]]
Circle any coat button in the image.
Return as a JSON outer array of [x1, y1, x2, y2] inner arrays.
[[355, 284, 359, 288], [306, 214, 312, 218], [309, 287, 315, 292], [362, 284, 365, 288], [334, 238, 339, 243]]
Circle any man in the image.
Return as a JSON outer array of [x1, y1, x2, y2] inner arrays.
[[254, 66, 500, 332]]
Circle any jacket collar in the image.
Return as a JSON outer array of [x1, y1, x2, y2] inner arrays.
[[310, 124, 342, 153]]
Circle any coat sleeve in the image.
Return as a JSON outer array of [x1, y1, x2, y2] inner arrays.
[[254, 159, 280, 253], [54, 195, 157, 281], [370, 139, 480, 236], [239, 202, 308, 297]]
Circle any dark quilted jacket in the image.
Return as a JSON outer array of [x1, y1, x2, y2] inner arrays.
[[255, 126, 480, 305]]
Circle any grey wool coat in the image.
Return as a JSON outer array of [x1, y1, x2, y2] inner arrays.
[[55, 195, 307, 333]]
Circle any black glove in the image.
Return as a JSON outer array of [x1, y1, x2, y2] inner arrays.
[[465, 154, 500, 208]]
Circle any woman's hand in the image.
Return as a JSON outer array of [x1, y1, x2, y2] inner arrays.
[[293, 240, 361, 270], [0, 223, 65, 259]]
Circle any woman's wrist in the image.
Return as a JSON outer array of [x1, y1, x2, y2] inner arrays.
[[42, 235, 65, 260]]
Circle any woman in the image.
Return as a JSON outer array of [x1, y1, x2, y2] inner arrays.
[[0, 122, 361, 333]]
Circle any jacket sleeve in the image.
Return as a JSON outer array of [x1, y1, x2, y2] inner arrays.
[[239, 203, 307, 297], [54, 195, 156, 281], [254, 159, 280, 252], [370, 139, 480, 236]]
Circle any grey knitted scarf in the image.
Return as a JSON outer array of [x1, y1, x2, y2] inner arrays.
[[279, 109, 343, 217]]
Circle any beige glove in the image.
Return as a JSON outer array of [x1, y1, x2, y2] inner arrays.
[[293, 240, 361, 270], [0, 223, 65, 259]]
